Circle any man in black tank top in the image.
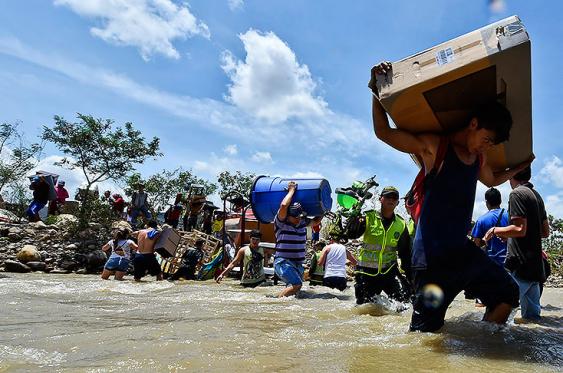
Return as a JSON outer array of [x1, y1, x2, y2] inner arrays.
[[369, 62, 533, 332]]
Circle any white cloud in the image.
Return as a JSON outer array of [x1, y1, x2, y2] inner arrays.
[[0, 36, 402, 178], [489, 0, 506, 14], [54, 0, 209, 60], [251, 151, 273, 163], [227, 0, 244, 11], [289, 171, 324, 179], [538, 156, 563, 189], [221, 29, 327, 123], [193, 152, 247, 178], [223, 144, 238, 155], [545, 192, 563, 218]]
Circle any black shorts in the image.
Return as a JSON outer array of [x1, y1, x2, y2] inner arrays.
[[133, 253, 162, 279], [323, 276, 347, 291], [410, 240, 519, 332], [355, 268, 410, 304]]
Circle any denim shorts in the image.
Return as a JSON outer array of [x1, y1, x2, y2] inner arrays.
[[104, 256, 130, 272], [274, 257, 304, 286]]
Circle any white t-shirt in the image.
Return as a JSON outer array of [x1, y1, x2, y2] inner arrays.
[[324, 243, 347, 278], [107, 239, 135, 260]]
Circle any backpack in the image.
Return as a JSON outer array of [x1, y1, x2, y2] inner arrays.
[[405, 137, 449, 224]]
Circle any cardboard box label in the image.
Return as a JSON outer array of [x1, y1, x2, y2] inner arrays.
[[435, 47, 455, 66]]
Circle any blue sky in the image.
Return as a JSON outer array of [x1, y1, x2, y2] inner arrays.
[[1, 0, 562, 217]]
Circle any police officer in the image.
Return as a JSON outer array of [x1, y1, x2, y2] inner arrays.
[[353, 186, 412, 304]]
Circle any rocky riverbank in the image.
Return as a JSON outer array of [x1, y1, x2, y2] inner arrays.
[[0, 215, 114, 275]]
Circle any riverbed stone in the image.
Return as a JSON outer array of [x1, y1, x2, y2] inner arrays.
[[30, 221, 47, 229], [16, 245, 40, 263], [3, 259, 31, 273], [49, 268, 71, 274], [86, 250, 107, 270], [59, 260, 79, 271], [65, 243, 78, 251], [26, 261, 47, 271]]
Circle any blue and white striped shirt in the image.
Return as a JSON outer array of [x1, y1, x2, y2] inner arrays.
[[274, 215, 309, 262]]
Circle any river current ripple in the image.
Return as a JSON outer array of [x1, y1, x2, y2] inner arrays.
[[0, 273, 561, 372]]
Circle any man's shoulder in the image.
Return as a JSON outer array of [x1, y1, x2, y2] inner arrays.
[[475, 210, 498, 228], [511, 185, 538, 204], [512, 184, 533, 195], [477, 209, 496, 221]]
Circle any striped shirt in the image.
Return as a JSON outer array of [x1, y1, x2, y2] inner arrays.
[[274, 215, 309, 262]]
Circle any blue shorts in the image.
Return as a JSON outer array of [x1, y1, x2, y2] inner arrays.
[[104, 257, 130, 272], [274, 257, 304, 286], [26, 201, 46, 216]]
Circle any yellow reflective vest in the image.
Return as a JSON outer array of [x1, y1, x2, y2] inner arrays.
[[355, 211, 406, 277]]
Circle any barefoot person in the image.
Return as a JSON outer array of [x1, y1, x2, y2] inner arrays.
[[369, 62, 532, 332], [132, 220, 163, 282], [101, 228, 137, 281]]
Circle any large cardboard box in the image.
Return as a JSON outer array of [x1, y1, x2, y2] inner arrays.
[[375, 15, 531, 171], [155, 227, 181, 258]]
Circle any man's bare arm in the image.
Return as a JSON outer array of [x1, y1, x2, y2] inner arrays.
[[479, 155, 534, 187], [217, 248, 245, 282], [277, 181, 297, 221], [346, 250, 357, 266], [317, 246, 330, 267], [484, 217, 527, 241], [370, 62, 437, 167]]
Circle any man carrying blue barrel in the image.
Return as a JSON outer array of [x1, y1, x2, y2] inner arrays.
[[274, 181, 323, 297]]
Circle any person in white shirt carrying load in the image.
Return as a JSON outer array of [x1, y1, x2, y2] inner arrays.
[[318, 234, 357, 291]]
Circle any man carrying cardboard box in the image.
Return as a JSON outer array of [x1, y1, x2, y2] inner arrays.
[[369, 62, 532, 332]]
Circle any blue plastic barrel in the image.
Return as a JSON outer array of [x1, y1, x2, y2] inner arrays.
[[250, 176, 333, 223]]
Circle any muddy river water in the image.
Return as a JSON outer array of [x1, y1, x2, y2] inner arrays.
[[0, 273, 561, 372]]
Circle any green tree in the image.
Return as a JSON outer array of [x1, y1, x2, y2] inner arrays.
[[124, 168, 216, 217], [3, 180, 31, 219], [543, 215, 563, 277], [0, 122, 43, 195], [217, 170, 256, 200], [42, 114, 161, 226]]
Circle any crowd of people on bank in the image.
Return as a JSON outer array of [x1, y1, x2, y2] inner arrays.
[[24, 179, 222, 233]]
